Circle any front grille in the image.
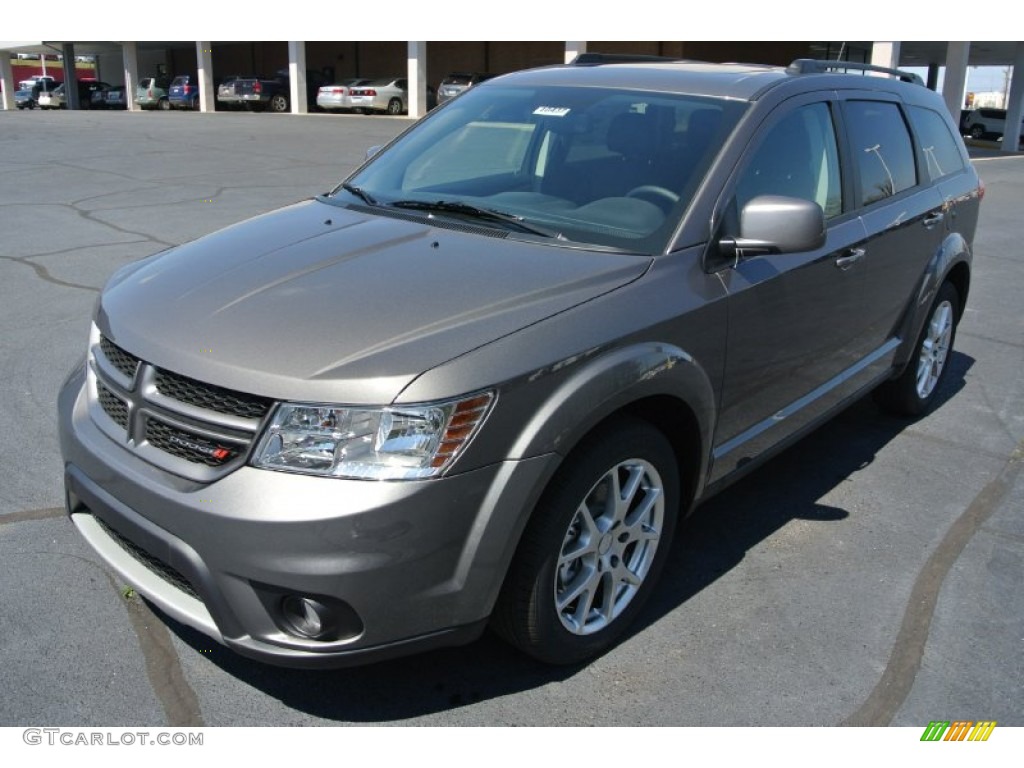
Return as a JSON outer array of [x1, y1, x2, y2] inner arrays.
[[99, 336, 140, 380], [93, 332, 271, 479], [145, 419, 238, 467], [95, 517, 201, 601], [155, 369, 271, 419], [97, 381, 129, 429]]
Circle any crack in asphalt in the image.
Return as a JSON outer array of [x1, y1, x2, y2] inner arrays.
[[7, 516, 206, 727], [0, 254, 101, 293], [0, 506, 66, 525], [841, 438, 1024, 726]]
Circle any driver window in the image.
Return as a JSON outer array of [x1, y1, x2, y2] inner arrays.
[[734, 102, 842, 220]]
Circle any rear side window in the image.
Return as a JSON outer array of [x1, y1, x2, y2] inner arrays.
[[845, 101, 917, 205], [907, 106, 966, 182]]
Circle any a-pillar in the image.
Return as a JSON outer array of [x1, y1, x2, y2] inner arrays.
[[407, 41, 427, 119], [565, 41, 587, 64], [1002, 42, 1024, 152], [196, 42, 214, 112], [0, 53, 14, 110], [122, 41, 139, 110], [941, 42, 970, 121], [288, 41, 307, 114]]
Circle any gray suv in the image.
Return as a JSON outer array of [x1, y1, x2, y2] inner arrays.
[[59, 56, 981, 667]]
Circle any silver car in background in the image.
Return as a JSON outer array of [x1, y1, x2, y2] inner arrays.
[[315, 78, 372, 112], [348, 77, 407, 115]]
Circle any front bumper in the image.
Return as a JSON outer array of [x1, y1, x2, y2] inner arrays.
[[58, 364, 556, 667]]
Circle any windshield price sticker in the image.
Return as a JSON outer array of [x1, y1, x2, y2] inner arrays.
[[533, 106, 571, 117]]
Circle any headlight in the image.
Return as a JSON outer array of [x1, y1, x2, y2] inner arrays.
[[252, 392, 493, 480]]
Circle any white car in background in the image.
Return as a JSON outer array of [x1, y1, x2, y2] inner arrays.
[[348, 77, 407, 115], [316, 78, 372, 112]]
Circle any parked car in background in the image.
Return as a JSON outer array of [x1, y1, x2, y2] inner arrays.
[[103, 85, 128, 110], [348, 77, 408, 114], [137, 76, 172, 110], [316, 78, 372, 112], [168, 75, 200, 110], [229, 70, 329, 113], [37, 84, 64, 109], [437, 72, 495, 104], [962, 107, 1024, 142], [58, 56, 981, 669], [90, 85, 112, 109], [34, 79, 107, 109], [15, 76, 58, 109], [216, 75, 244, 109]]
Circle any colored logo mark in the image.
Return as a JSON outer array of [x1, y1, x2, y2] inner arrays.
[[920, 721, 997, 741]]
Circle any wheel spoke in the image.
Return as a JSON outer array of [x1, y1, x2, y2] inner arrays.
[[556, 565, 598, 613]]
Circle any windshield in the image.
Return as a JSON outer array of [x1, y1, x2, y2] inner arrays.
[[334, 83, 745, 252]]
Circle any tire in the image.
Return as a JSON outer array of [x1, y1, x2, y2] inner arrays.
[[875, 281, 960, 417], [387, 97, 403, 115], [492, 417, 680, 664], [158, 97, 170, 111], [269, 94, 288, 113], [969, 124, 985, 140]]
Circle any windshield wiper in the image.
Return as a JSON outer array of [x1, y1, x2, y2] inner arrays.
[[340, 182, 379, 207], [388, 199, 562, 239]]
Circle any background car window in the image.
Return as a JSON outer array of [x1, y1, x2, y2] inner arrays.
[[845, 101, 917, 205], [735, 102, 842, 219], [907, 106, 966, 182]]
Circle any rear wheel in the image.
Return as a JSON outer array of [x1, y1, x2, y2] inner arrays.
[[269, 94, 288, 113], [969, 124, 985, 140], [875, 281, 960, 417], [158, 98, 170, 111], [493, 417, 679, 664], [387, 97, 403, 115]]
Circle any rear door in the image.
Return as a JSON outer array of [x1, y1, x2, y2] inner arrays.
[[839, 96, 946, 356]]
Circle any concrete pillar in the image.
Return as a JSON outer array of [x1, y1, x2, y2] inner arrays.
[[288, 41, 307, 114], [941, 41, 970, 121], [407, 41, 427, 119], [196, 42, 214, 113], [0, 54, 14, 110], [565, 41, 587, 64], [1002, 42, 1024, 152], [869, 41, 901, 72], [926, 63, 940, 91], [122, 41, 139, 110], [62, 43, 78, 109]]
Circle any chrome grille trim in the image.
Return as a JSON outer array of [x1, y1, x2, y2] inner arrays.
[[89, 330, 274, 481]]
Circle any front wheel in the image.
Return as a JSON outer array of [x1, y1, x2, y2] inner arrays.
[[492, 417, 679, 664], [875, 281, 960, 417], [969, 124, 985, 140]]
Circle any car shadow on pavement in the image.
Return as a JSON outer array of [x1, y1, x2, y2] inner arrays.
[[158, 351, 973, 723]]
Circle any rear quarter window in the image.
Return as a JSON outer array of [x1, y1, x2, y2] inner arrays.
[[907, 106, 966, 182]]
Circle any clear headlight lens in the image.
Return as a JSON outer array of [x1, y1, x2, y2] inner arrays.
[[252, 392, 493, 480]]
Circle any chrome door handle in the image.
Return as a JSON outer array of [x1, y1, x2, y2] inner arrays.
[[835, 248, 866, 271]]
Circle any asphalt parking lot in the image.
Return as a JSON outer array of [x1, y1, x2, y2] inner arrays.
[[0, 109, 1021, 727]]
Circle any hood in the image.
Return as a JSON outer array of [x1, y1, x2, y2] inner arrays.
[[98, 199, 650, 404]]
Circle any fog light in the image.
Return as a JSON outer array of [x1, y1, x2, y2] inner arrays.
[[281, 595, 332, 639]]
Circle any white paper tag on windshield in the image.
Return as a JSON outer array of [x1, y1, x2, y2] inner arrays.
[[533, 106, 571, 117]]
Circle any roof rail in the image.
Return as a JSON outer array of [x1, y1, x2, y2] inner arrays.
[[786, 58, 923, 85], [570, 52, 683, 66]]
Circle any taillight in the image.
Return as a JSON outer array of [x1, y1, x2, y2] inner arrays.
[[356, 89, 376, 96], [254, 82, 262, 94], [147, 89, 153, 97], [333, 88, 343, 94]]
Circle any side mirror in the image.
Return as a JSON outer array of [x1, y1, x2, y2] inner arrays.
[[720, 195, 826, 257], [365, 145, 382, 160]]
